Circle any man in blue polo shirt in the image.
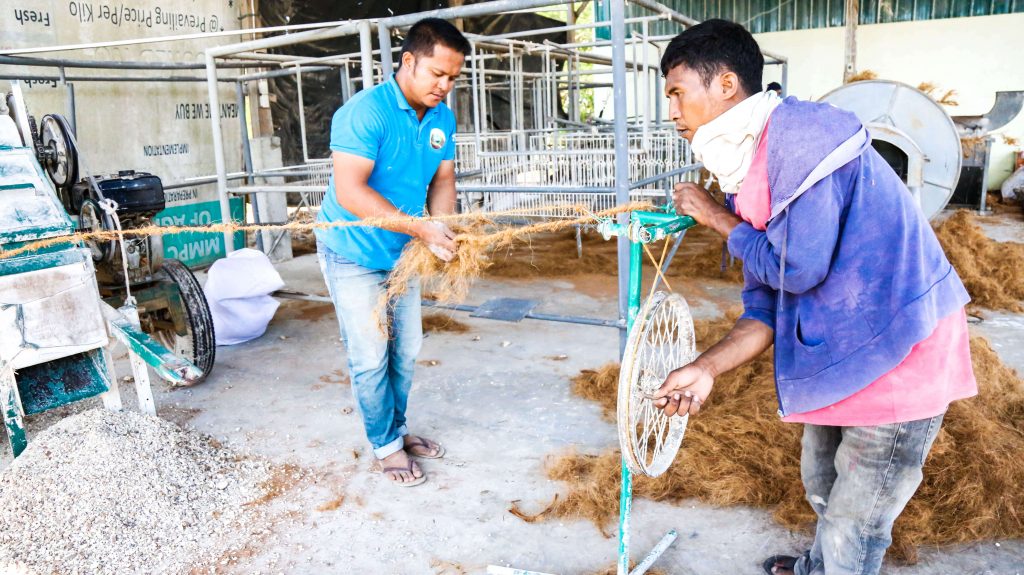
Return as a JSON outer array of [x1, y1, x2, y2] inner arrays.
[[316, 18, 468, 487]]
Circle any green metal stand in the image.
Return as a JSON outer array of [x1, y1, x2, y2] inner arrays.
[[598, 208, 696, 575]]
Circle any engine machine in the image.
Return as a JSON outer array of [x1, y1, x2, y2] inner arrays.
[[15, 92, 215, 381], [0, 83, 204, 457]]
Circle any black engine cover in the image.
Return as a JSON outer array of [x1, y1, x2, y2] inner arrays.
[[71, 171, 165, 215]]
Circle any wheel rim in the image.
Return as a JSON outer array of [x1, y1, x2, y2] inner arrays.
[[617, 291, 696, 477], [78, 201, 108, 262]]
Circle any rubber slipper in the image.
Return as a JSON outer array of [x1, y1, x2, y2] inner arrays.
[[405, 435, 446, 459], [373, 457, 426, 488], [762, 555, 797, 575]]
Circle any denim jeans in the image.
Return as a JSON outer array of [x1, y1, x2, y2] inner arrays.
[[793, 414, 945, 575], [317, 243, 423, 459]]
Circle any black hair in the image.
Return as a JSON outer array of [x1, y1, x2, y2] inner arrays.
[[766, 81, 783, 92], [659, 19, 763, 97], [400, 18, 470, 65]]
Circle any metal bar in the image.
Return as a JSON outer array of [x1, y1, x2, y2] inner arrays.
[[627, 0, 789, 62], [0, 21, 352, 56], [65, 79, 76, 135], [629, 529, 678, 575], [486, 566, 558, 575], [359, 20, 375, 90], [205, 52, 236, 253], [297, 67, 310, 163], [612, 0, 632, 356], [237, 82, 263, 253], [482, 14, 663, 41], [378, 24, 395, 81], [236, 65, 334, 82], [630, 164, 704, 189], [271, 290, 622, 329], [0, 54, 264, 70], [0, 74, 236, 83], [341, 64, 353, 101], [104, 307, 203, 385]]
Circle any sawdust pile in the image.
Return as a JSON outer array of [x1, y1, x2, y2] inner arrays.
[[0, 408, 276, 575], [485, 226, 742, 283], [533, 314, 1024, 563], [422, 313, 471, 333], [934, 210, 1024, 312]]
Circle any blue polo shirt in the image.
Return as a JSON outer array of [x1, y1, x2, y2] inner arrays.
[[315, 77, 456, 270]]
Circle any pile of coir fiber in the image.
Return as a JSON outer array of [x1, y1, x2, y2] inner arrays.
[[529, 312, 1024, 563], [933, 210, 1024, 312]]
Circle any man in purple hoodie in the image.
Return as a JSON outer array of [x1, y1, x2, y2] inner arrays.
[[651, 20, 977, 575]]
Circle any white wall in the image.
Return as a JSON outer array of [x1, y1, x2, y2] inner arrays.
[[1, 0, 245, 204], [756, 13, 1024, 190]]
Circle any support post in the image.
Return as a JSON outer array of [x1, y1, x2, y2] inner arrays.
[[236, 81, 262, 252], [1, 366, 27, 457], [359, 20, 374, 90], [118, 304, 157, 416], [612, 2, 633, 574], [378, 24, 394, 82], [843, 0, 858, 83], [611, 0, 630, 355], [204, 52, 236, 253]]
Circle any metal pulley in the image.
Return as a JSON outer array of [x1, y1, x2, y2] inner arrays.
[[38, 114, 79, 192], [819, 80, 962, 220]]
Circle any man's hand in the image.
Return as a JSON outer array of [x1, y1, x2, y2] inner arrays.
[[417, 221, 456, 262], [651, 363, 715, 417], [672, 182, 741, 237]]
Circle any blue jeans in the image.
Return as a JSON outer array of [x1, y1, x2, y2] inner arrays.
[[793, 414, 945, 575], [317, 243, 423, 459]]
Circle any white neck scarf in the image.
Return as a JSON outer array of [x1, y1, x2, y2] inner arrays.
[[690, 91, 781, 195]]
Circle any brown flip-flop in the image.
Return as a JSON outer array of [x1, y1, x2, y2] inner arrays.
[[405, 435, 445, 459], [372, 457, 427, 488]]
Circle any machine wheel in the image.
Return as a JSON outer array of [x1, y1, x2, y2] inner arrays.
[[78, 198, 113, 262], [156, 259, 215, 385], [617, 291, 696, 478], [38, 114, 79, 191]]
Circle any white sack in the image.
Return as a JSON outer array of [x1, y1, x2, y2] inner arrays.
[[203, 248, 285, 345]]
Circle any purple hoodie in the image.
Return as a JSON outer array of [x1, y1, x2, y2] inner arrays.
[[726, 97, 970, 416]]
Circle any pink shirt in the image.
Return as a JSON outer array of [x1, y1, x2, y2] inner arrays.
[[735, 119, 978, 426]]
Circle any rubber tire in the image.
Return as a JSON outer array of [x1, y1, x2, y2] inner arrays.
[[161, 258, 216, 384]]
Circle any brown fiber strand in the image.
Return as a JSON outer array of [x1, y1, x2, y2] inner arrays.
[[534, 312, 1024, 564], [846, 70, 878, 83], [373, 202, 653, 334], [0, 203, 603, 262], [933, 210, 1024, 312], [484, 224, 742, 283]]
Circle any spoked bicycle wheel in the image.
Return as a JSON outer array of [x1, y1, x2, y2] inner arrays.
[[617, 291, 697, 477]]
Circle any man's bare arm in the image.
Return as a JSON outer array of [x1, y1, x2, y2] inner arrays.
[[332, 151, 453, 251], [653, 318, 774, 416]]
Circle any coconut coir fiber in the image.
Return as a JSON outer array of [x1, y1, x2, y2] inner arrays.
[[934, 210, 1024, 312], [485, 225, 742, 283], [531, 312, 1024, 564]]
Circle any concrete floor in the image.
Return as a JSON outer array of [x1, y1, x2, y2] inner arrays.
[[4, 211, 1024, 575]]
